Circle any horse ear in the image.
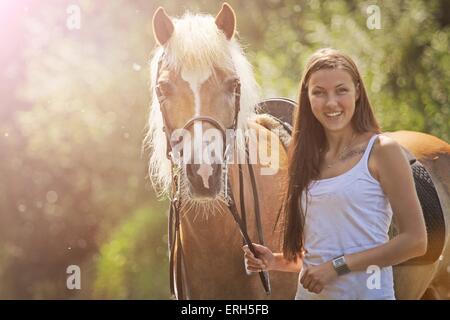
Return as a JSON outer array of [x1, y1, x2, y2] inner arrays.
[[215, 3, 236, 40], [152, 7, 174, 46]]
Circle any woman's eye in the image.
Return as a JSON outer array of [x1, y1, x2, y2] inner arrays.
[[337, 88, 348, 94], [312, 91, 323, 96]]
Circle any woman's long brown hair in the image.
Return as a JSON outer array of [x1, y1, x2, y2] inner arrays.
[[279, 48, 381, 261]]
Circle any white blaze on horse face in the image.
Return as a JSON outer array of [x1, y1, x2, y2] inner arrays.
[[181, 67, 214, 189], [180, 66, 211, 116], [196, 164, 213, 189]]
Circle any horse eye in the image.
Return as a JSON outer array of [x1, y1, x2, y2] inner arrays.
[[157, 81, 174, 97], [224, 77, 239, 93]]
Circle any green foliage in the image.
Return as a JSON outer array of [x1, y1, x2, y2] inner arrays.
[[93, 205, 169, 299]]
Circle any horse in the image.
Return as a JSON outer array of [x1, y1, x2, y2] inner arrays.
[[144, 3, 450, 299], [144, 3, 297, 299]]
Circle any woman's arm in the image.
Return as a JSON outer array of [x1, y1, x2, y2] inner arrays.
[[243, 244, 303, 273], [344, 135, 427, 271], [271, 253, 303, 273]]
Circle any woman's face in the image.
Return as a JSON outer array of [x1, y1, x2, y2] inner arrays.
[[308, 68, 359, 133]]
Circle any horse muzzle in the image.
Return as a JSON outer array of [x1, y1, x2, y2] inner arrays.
[[185, 163, 222, 200]]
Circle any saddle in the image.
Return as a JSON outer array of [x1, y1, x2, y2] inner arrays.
[[396, 158, 446, 265], [256, 98, 446, 265]]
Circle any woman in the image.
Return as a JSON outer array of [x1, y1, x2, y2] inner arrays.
[[243, 48, 427, 299]]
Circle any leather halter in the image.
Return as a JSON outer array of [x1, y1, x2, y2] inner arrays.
[[156, 53, 240, 160], [155, 52, 270, 299]]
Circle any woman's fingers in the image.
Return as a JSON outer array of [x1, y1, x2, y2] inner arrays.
[[301, 271, 321, 293], [243, 244, 270, 272], [246, 266, 263, 272], [253, 243, 268, 253], [246, 262, 267, 272], [243, 249, 254, 258], [244, 253, 266, 268], [243, 243, 268, 257], [243, 246, 263, 261], [246, 258, 265, 268], [299, 267, 308, 286], [244, 250, 263, 261], [303, 276, 315, 291], [300, 268, 314, 289], [242, 245, 253, 257], [310, 283, 323, 294], [246, 260, 266, 269]]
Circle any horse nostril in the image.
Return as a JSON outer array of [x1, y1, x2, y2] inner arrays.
[[186, 164, 195, 179]]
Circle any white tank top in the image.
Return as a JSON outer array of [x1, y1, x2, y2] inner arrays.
[[295, 134, 396, 300]]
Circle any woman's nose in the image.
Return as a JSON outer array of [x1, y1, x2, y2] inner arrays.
[[325, 94, 339, 108]]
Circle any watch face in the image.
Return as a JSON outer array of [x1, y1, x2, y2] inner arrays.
[[334, 257, 345, 267], [333, 256, 350, 276]]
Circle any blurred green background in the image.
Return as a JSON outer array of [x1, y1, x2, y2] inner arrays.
[[0, 0, 448, 299]]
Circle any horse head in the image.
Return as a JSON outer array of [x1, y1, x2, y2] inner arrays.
[[147, 3, 260, 204]]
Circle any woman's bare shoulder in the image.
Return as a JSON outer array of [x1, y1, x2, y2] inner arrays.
[[372, 134, 403, 156], [370, 133, 409, 181]]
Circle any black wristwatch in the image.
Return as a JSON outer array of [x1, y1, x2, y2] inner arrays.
[[332, 255, 351, 276]]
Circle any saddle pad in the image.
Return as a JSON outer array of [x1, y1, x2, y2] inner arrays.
[[396, 160, 446, 265]]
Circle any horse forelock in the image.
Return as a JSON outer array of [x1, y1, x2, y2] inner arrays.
[[145, 12, 260, 198], [167, 14, 234, 74]]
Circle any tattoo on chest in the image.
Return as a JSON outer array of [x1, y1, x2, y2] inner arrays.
[[339, 147, 366, 162]]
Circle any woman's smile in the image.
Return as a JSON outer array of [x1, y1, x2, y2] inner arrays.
[[325, 111, 343, 118]]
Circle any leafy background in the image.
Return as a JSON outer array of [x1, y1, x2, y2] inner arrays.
[[0, 0, 448, 299]]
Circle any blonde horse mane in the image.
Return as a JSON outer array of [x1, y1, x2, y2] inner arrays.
[[143, 12, 260, 198]]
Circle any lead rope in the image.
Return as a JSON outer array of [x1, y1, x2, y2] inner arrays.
[[168, 158, 188, 299], [225, 141, 271, 295]]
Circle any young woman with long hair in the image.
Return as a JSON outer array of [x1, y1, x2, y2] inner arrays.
[[243, 48, 427, 299]]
